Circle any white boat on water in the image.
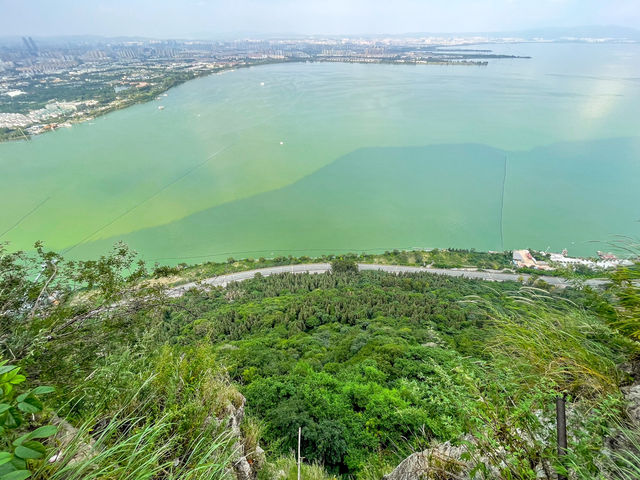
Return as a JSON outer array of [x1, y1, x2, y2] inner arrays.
[[158, 106, 165, 110]]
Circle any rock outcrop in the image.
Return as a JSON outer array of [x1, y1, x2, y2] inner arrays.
[[48, 416, 96, 466], [49, 392, 265, 480], [620, 360, 640, 424], [383, 433, 557, 480], [223, 393, 266, 480], [622, 383, 640, 424], [382, 441, 468, 480], [385, 361, 640, 480]]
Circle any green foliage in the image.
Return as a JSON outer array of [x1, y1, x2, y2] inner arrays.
[[0, 241, 162, 362], [0, 360, 56, 480], [484, 291, 627, 399], [1, 242, 637, 479], [458, 299, 633, 478], [603, 421, 640, 480], [29, 346, 241, 480], [162, 269, 632, 477], [35, 411, 236, 480], [330, 258, 358, 274], [610, 260, 640, 341], [1, 242, 243, 479], [259, 454, 337, 480], [67, 242, 147, 298]]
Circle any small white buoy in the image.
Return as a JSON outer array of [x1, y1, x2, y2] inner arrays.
[[280, 141, 284, 145]]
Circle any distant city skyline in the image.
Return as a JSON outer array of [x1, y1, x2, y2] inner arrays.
[[3, 0, 640, 38]]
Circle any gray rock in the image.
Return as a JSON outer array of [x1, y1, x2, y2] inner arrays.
[[383, 435, 557, 480], [253, 445, 266, 471], [48, 416, 96, 466], [233, 456, 254, 480], [622, 383, 640, 424], [382, 442, 469, 480], [224, 394, 246, 437], [224, 393, 266, 480]]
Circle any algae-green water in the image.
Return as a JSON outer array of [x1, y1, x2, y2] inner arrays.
[[1, 43, 639, 262]]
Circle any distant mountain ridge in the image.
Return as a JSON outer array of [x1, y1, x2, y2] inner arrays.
[[499, 25, 640, 41], [394, 25, 640, 41], [1, 26, 639, 44]]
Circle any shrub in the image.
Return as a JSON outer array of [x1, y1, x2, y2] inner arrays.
[[330, 258, 358, 274], [0, 360, 56, 480]]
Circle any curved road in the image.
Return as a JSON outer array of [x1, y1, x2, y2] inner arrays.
[[167, 263, 608, 298]]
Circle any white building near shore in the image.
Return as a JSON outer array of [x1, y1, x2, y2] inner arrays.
[[549, 252, 633, 270]]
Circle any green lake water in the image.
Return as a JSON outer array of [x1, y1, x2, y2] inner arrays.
[[1, 43, 639, 262]]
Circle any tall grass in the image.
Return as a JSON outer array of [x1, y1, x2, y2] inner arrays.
[[37, 415, 173, 480], [466, 287, 631, 399], [34, 352, 243, 480], [564, 419, 640, 480], [35, 412, 237, 480], [258, 454, 337, 480], [608, 241, 640, 341], [491, 308, 622, 399], [608, 424, 640, 480], [456, 288, 637, 479]]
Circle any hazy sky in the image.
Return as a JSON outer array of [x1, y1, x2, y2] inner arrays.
[[3, 0, 639, 38]]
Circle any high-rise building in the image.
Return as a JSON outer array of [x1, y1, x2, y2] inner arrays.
[[21, 37, 38, 55], [28, 37, 38, 53], [22, 37, 32, 53]]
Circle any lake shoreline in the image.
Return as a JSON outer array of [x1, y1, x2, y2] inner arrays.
[[2, 44, 638, 259], [0, 55, 525, 144]]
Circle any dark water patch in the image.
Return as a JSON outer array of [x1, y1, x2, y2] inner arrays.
[[71, 137, 640, 262], [503, 137, 640, 254], [72, 144, 507, 262]]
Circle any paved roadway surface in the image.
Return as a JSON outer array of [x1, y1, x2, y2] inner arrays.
[[167, 263, 609, 298]]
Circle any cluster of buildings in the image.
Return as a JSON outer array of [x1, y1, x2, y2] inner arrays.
[[0, 35, 530, 140], [0, 101, 86, 129], [512, 249, 633, 271]]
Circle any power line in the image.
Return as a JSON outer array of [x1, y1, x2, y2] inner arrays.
[[62, 145, 232, 255], [499, 155, 508, 251], [0, 196, 51, 239]]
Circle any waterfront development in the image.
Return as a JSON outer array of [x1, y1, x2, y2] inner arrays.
[[0, 36, 526, 141], [1, 42, 640, 262]]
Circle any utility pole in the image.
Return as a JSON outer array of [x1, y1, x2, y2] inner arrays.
[[297, 426, 302, 480], [556, 394, 568, 480]]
